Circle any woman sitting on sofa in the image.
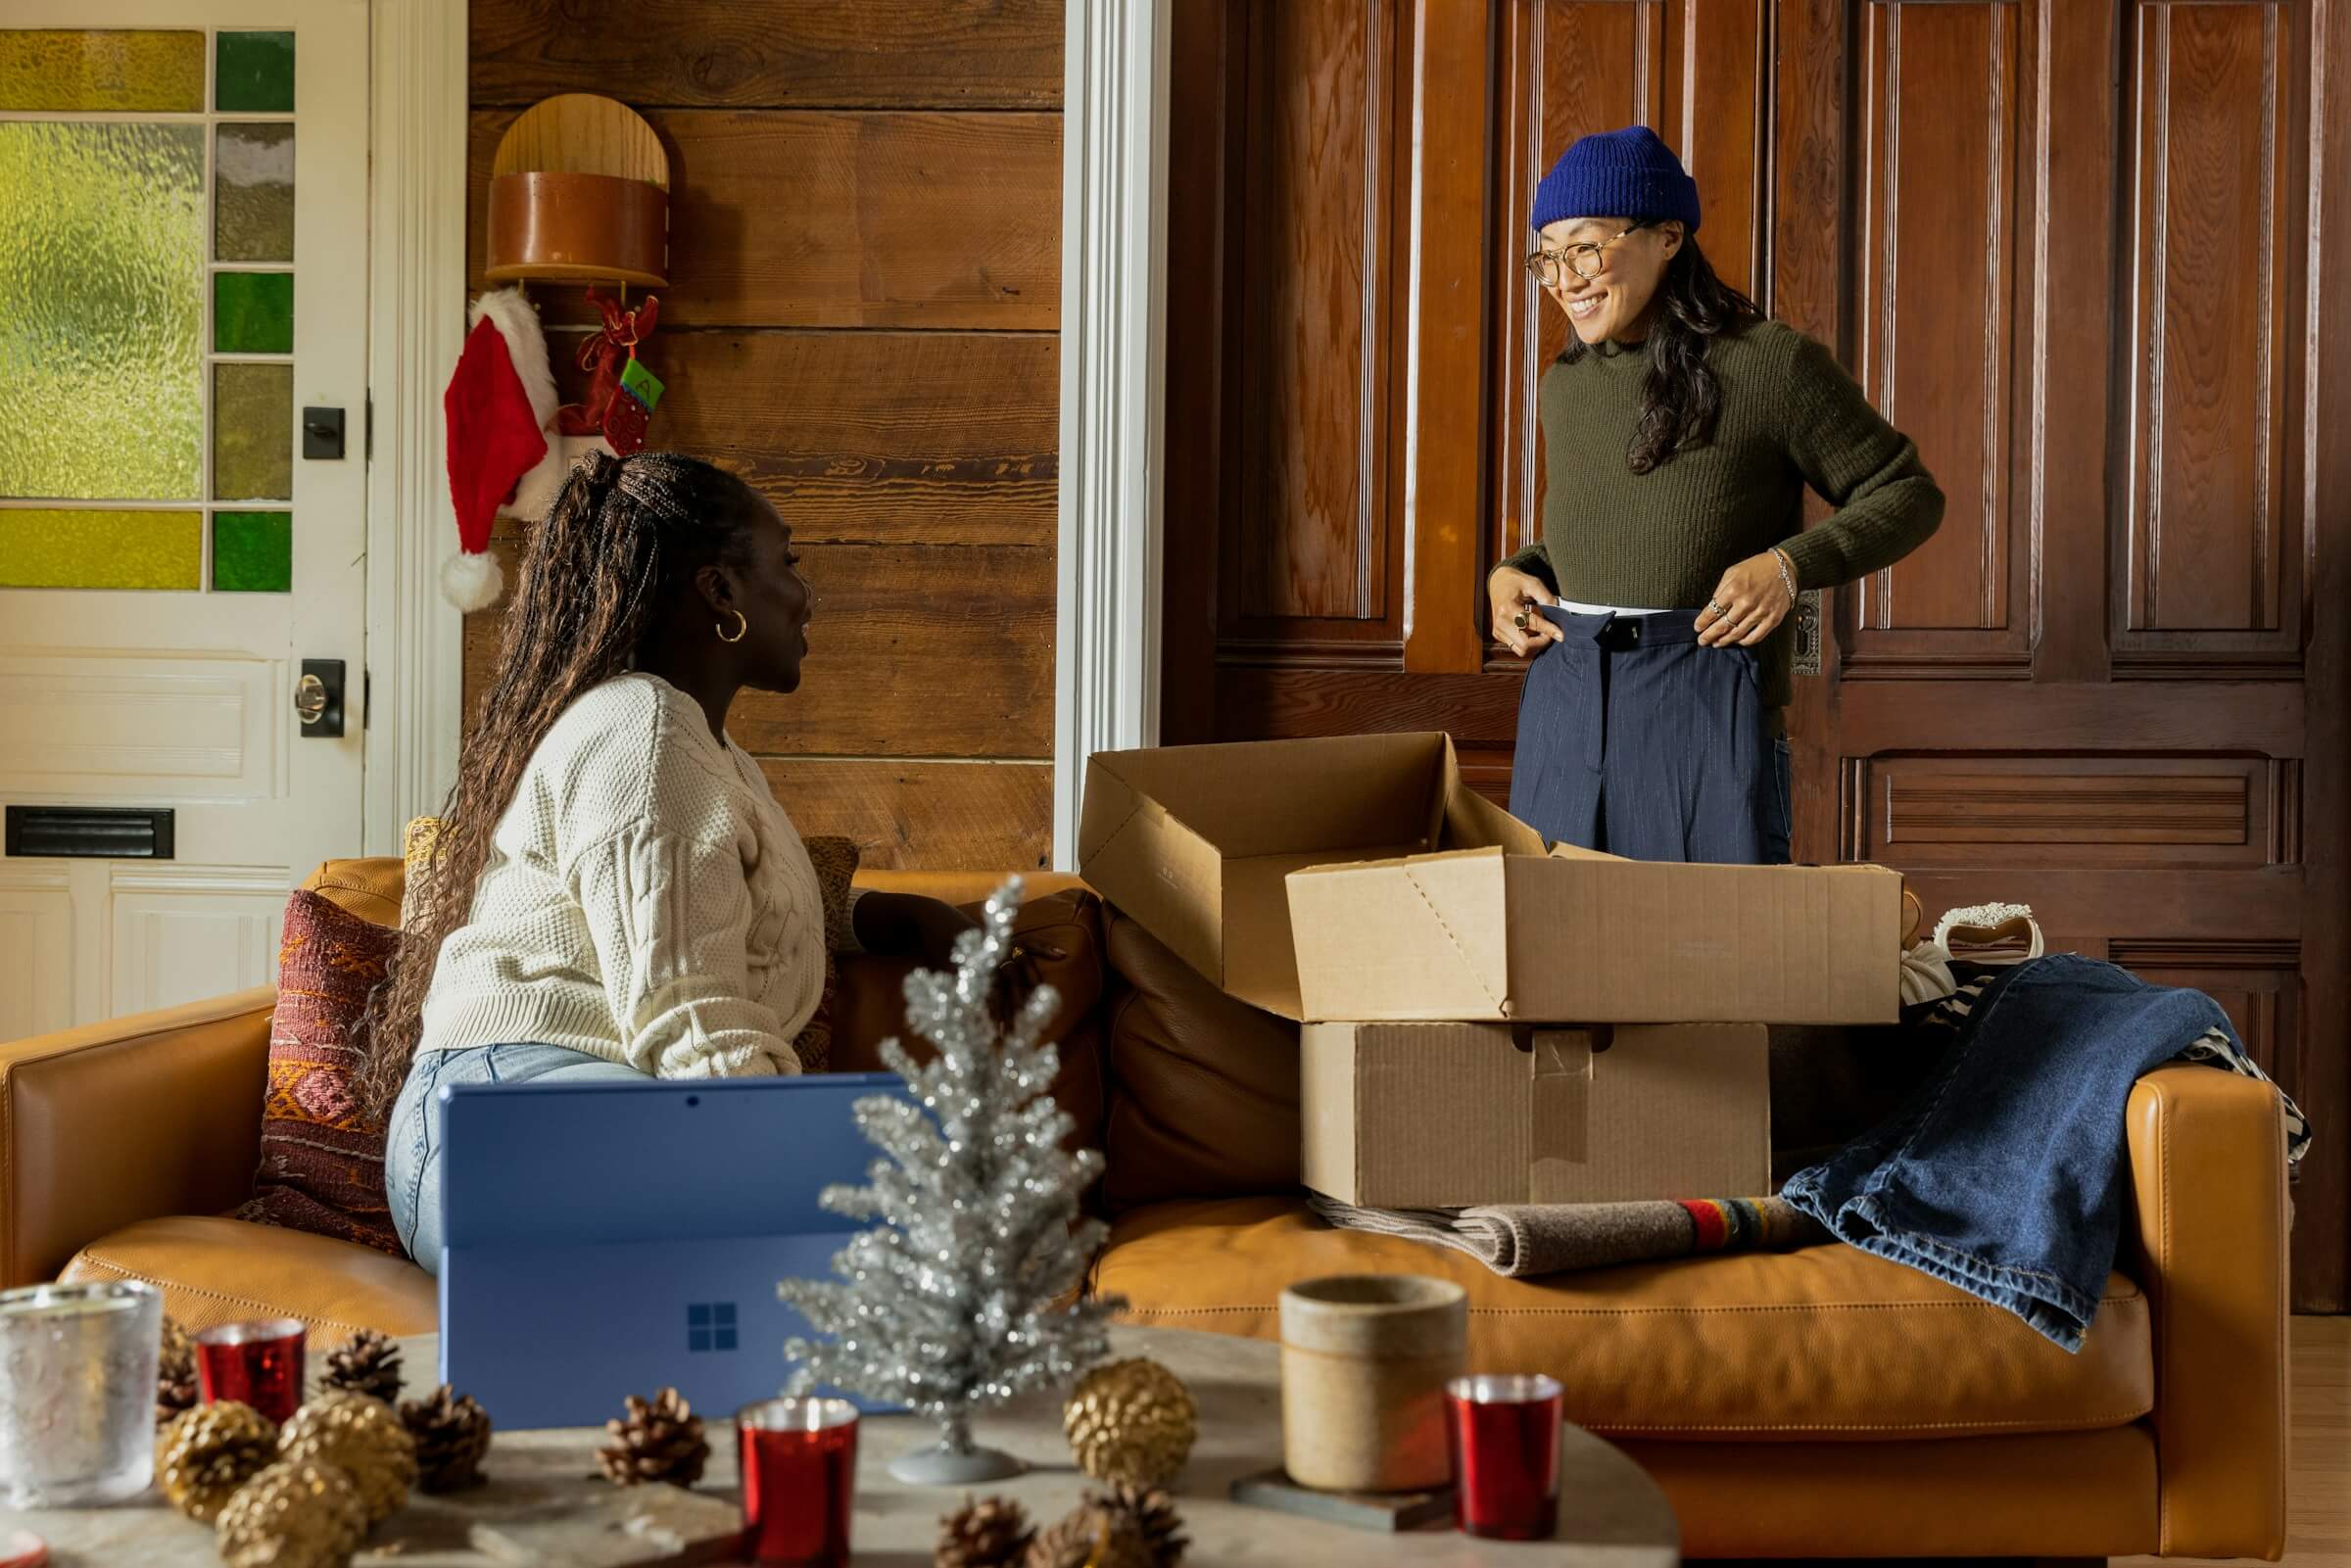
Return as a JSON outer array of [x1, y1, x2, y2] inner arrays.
[[356, 450, 975, 1270]]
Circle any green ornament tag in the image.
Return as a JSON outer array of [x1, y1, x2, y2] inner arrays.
[[619, 356, 664, 411]]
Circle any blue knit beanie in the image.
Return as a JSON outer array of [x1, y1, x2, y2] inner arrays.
[[1530, 125, 1702, 234]]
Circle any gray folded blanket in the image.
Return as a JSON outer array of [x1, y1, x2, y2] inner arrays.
[[1307, 1192, 1830, 1278]]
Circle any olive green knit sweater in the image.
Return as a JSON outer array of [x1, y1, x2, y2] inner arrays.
[[1501, 318, 1943, 707]]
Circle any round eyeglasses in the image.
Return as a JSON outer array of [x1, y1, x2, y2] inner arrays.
[[1524, 220, 1654, 287]]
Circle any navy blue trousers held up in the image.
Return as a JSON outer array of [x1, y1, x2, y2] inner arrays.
[[1507, 606, 1790, 866]]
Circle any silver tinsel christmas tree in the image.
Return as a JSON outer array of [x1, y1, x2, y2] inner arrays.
[[777, 877, 1123, 1484]]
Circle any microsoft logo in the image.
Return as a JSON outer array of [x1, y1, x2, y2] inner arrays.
[[687, 1302, 738, 1354]]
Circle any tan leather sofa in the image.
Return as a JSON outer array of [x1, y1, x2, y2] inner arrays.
[[1, 859, 2289, 1560]]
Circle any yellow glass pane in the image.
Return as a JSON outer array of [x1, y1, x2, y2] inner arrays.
[[0, 123, 204, 500], [214, 363, 293, 501], [0, 508, 201, 589], [0, 30, 204, 112]]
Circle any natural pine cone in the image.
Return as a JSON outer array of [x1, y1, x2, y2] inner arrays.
[[320, 1328, 404, 1405], [1063, 1358, 1197, 1488], [1091, 1483, 1187, 1568], [598, 1388, 708, 1489], [400, 1384, 493, 1494], [1024, 1503, 1152, 1568], [215, 1458, 368, 1568], [278, 1392, 418, 1524], [159, 1401, 279, 1523], [156, 1314, 200, 1426], [936, 1492, 1035, 1568]]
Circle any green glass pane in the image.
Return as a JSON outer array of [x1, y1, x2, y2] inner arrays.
[[0, 507, 200, 589], [215, 31, 293, 113], [0, 123, 203, 501], [0, 29, 203, 111], [214, 362, 291, 501], [212, 510, 290, 592], [214, 272, 292, 354], [215, 122, 293, 262]]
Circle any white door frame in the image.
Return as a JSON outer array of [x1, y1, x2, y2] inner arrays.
[[362, 0, 467, 856], [361, 0, 1168, 871], [1054, 0, 1170, 870]]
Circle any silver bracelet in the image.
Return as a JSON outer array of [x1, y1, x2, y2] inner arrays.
[[1770, 546, 1799, 605]]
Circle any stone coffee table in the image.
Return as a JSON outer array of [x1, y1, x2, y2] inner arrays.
[[1, 1324, 1677, 1565]]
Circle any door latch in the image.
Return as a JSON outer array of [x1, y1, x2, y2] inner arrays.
[[296, 659, 346, 737]]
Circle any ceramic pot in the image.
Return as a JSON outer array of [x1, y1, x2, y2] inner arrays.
[[1278, 1273, 1467, 1492]]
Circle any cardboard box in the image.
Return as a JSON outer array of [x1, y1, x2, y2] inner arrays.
[[1300, 1021, 1771, 1209], [1080, 734, 1540, 1020], [1287, 845, 1899, 1025]]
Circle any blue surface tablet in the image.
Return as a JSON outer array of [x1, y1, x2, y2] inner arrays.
[[436, 1072, 907, 1430]]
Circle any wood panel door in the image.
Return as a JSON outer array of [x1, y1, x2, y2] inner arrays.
[[1164, 0, 2351, 1309]]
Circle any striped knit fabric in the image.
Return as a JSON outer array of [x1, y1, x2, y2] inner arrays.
[[1306, 1192, 1829, 1279]]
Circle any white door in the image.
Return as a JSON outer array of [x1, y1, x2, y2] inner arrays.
[[0, 3, 369, 1034]]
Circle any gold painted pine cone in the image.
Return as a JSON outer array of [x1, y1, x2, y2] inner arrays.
[[1062, 1357, 1197, 1488], [214, 1458, 368, 1568], [277, 1391, 419, 1524], [1092, 1483, 1187, 1568], [936, 1492, 1036, 1568], [158, 1401, 279, 1523], [598, 1387, 708, 1488]]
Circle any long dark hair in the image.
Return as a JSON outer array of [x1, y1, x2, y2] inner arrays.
[[1562, 233, 1762, 473], [352, 451, 772, 1121]]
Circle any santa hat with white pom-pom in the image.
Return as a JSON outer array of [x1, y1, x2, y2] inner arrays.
[[440, 287, 610, 610]]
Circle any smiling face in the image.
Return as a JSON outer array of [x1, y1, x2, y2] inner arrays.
[[1537, 216, 1684, 346]]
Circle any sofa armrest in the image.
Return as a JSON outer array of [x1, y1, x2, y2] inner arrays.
[[1, 987, 275, 1289], [2126, 1063, 2289, 1560]]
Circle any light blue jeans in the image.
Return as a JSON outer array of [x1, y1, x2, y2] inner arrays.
[[385, 1042, 646, 1272]]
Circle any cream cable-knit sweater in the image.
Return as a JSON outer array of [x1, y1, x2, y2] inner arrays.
[[417, 673, 824, 1076]]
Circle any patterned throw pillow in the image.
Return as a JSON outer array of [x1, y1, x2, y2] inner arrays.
[[236, 888, 404, 1255], [792, 835, 860, 1074]]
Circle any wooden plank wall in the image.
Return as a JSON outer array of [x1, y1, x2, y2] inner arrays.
[[462, 0, 1062, 871]]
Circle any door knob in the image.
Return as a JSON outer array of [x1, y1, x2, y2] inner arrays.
[[296, 659, 346, 737]]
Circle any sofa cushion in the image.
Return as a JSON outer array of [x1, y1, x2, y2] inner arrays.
[[301, 857, 405, 929], [62, 1215, 437, 1339], [1100, 907, 1302, 1211], [1091, 1197, 2152, 1443], [831, 888, 1107, 1161], [235, 889, 404, 1255]]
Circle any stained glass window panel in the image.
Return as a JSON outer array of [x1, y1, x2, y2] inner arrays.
[[214, 272, 292, 354], [215, 31, 293, 114], [0, 123, 204, 501], [0, 29, 203, 112], [0, 508, 201, 590], [212, 510, 290, 592], [214, 362, 292, 501], [215, 121, 293, 262]]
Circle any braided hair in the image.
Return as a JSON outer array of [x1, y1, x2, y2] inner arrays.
[[353, 450, 774, 1120], [1559, 233, 1763, 473]]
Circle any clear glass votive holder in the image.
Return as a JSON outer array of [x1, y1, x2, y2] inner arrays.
[[738, 1397, 859, 1565], [0, 1280, 165, 1507], [1444, 1372, 1564, 1540]]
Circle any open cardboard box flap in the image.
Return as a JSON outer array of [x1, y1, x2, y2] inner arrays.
[[1287, 839, 1900, 1025], [1079, 733, 1532, 1019]]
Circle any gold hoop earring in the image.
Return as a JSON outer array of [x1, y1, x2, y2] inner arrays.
[[716, 608, 748, 643]]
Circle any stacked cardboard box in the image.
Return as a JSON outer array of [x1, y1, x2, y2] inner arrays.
[[1080, 735, 1902, 1211]]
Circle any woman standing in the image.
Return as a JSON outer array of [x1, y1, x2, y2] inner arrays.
[[1491, 126, 1943, 864]]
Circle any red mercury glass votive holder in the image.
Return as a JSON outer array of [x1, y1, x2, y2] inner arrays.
[[195, 1319, 307, 1424], [1444, 1373, 1564, 1540], [738, 1397, 859, 1566]]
